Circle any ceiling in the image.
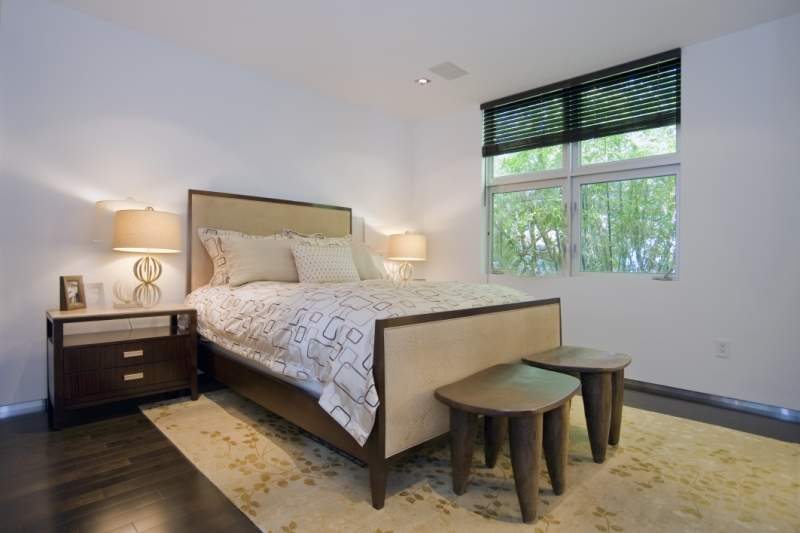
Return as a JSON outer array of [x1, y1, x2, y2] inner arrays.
[[56, 0, 800, 120]]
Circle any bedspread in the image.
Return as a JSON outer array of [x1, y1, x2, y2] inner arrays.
[[187, 280, 526, 445]]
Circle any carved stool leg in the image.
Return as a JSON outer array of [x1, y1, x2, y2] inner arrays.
[[543, 401, 570, 495], [609, 370, 625, 445], [509, 414, 543, 523], [484, 415, 507, 468], [581, 372, 612, 463], [450, 407, 478, 495]]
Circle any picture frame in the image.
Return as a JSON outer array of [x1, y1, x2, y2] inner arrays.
[[59, 275, 87, 311]]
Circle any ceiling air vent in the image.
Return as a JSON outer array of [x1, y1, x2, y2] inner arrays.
[[429, 61, 469, 80]]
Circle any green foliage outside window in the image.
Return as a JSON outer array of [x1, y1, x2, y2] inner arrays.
[[581, 126, 676, 165], [581, 175, 676, 273], [493, 145, 563, 177], [491, 187, 566, 276]]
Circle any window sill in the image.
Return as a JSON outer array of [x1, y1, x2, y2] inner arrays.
[[489, 272, 679, 283]]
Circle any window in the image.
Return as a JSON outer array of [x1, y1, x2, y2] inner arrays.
[[580, 174, 677, 273], [493, 145, 563, 177], [580, 125, 676, 166], [483, 50, 681, 278], [491, 185, 566, 276]]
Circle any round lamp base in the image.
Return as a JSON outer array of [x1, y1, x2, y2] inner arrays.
[[398, 262, 414, 282], [133, 255, 162, 284]]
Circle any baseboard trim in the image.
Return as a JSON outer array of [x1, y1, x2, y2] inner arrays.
[[624, 379, 799, 424], [0, 399, 46, 420], [2, 386, 796, 425]]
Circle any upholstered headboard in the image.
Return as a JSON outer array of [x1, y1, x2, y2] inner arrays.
[[187, 189, 352, 293]]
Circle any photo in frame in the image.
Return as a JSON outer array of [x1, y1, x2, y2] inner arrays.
[[59, 275, 87, 311]]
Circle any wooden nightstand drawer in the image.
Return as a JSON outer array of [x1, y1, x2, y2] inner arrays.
[[102, 337, 186, 368], [64, 372, 101, 400], [64, 360, 189, 403], [63, 346, 103, 373], [101, 360, 188, 393], [63, 334, 188, 373]]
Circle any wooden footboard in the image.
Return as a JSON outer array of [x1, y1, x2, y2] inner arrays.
[[377, 299, 562, 458], [365, 298, 561, 508]]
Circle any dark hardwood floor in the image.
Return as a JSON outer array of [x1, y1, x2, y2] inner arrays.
[[0, 380, 796, 533], [0, 385, 258, 533]]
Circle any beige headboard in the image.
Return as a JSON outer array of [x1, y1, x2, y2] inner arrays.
[[187, 189, 352, 293]]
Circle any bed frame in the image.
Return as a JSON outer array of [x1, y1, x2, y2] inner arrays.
[[187, 189, 562, 509]]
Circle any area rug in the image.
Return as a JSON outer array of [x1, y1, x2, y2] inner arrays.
[[141, 390, 799, 532]]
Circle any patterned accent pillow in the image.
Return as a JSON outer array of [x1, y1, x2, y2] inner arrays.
[[291, 243, 360, 283], [197, 227, 288, 286]]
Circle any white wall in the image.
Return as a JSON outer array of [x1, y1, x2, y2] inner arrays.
[[0, 0, 414, 406], [412, 14, 800, 410]]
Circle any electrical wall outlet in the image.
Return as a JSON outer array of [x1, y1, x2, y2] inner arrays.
[[714, 338, 731, 359]]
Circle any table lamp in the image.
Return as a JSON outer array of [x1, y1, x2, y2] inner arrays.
[[387, 232, 427, 282], [112, 207, 181, 307]]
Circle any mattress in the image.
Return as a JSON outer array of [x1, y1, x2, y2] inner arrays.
[[187, 279, 527, 445]]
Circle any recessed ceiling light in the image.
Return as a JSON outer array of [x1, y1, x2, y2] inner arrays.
[[415, 77, 431, 85]]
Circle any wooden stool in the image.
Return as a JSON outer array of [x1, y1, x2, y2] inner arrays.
[[434, 364, 579, 523], [523, 346, 632, 463]]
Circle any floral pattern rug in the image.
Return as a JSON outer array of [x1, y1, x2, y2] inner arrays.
[[141, 390, 799, 533]]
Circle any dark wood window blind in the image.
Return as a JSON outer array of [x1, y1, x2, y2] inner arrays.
[[481, 49, 681, 157]]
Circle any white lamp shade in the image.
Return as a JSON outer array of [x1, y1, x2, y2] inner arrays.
[[387, 233, 427, 261], [112, 208, 181, 254]]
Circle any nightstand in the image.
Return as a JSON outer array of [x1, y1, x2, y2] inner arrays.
[[46, 304, 198, 429]]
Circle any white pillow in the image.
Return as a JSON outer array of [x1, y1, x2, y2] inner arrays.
[[287, 231, 353, 247], [197, 227, 289, 286], [382, 260, 401, 281], [372, 253, 390, 280], [223, 237, 299, 286], [196, 227, 245, 286], [351, 243, 384, 280], [291, 243, 360, 283]]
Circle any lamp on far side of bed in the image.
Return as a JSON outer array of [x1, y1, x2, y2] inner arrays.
[[112, 207, 181, 307], [387, 231, 427, 282]]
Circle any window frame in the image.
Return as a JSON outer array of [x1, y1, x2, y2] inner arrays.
[[489, 145, 569, 187], [570, 163, 681, 279], [488, 179, 569, 277], [572, 124, 681, 176], [485, 126, 681, 280]]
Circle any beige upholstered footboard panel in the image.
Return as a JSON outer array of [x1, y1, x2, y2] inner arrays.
[[382, 302, 561, 458]]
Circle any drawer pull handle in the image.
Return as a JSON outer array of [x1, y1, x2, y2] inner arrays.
[[124, 372, 144, 382], [123, 349, 144, 358]]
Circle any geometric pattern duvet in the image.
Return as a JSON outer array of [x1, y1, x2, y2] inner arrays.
[[186, 280, 526, 445]]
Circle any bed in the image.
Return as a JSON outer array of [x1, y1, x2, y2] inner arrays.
[[186, 189, 562, 509]]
